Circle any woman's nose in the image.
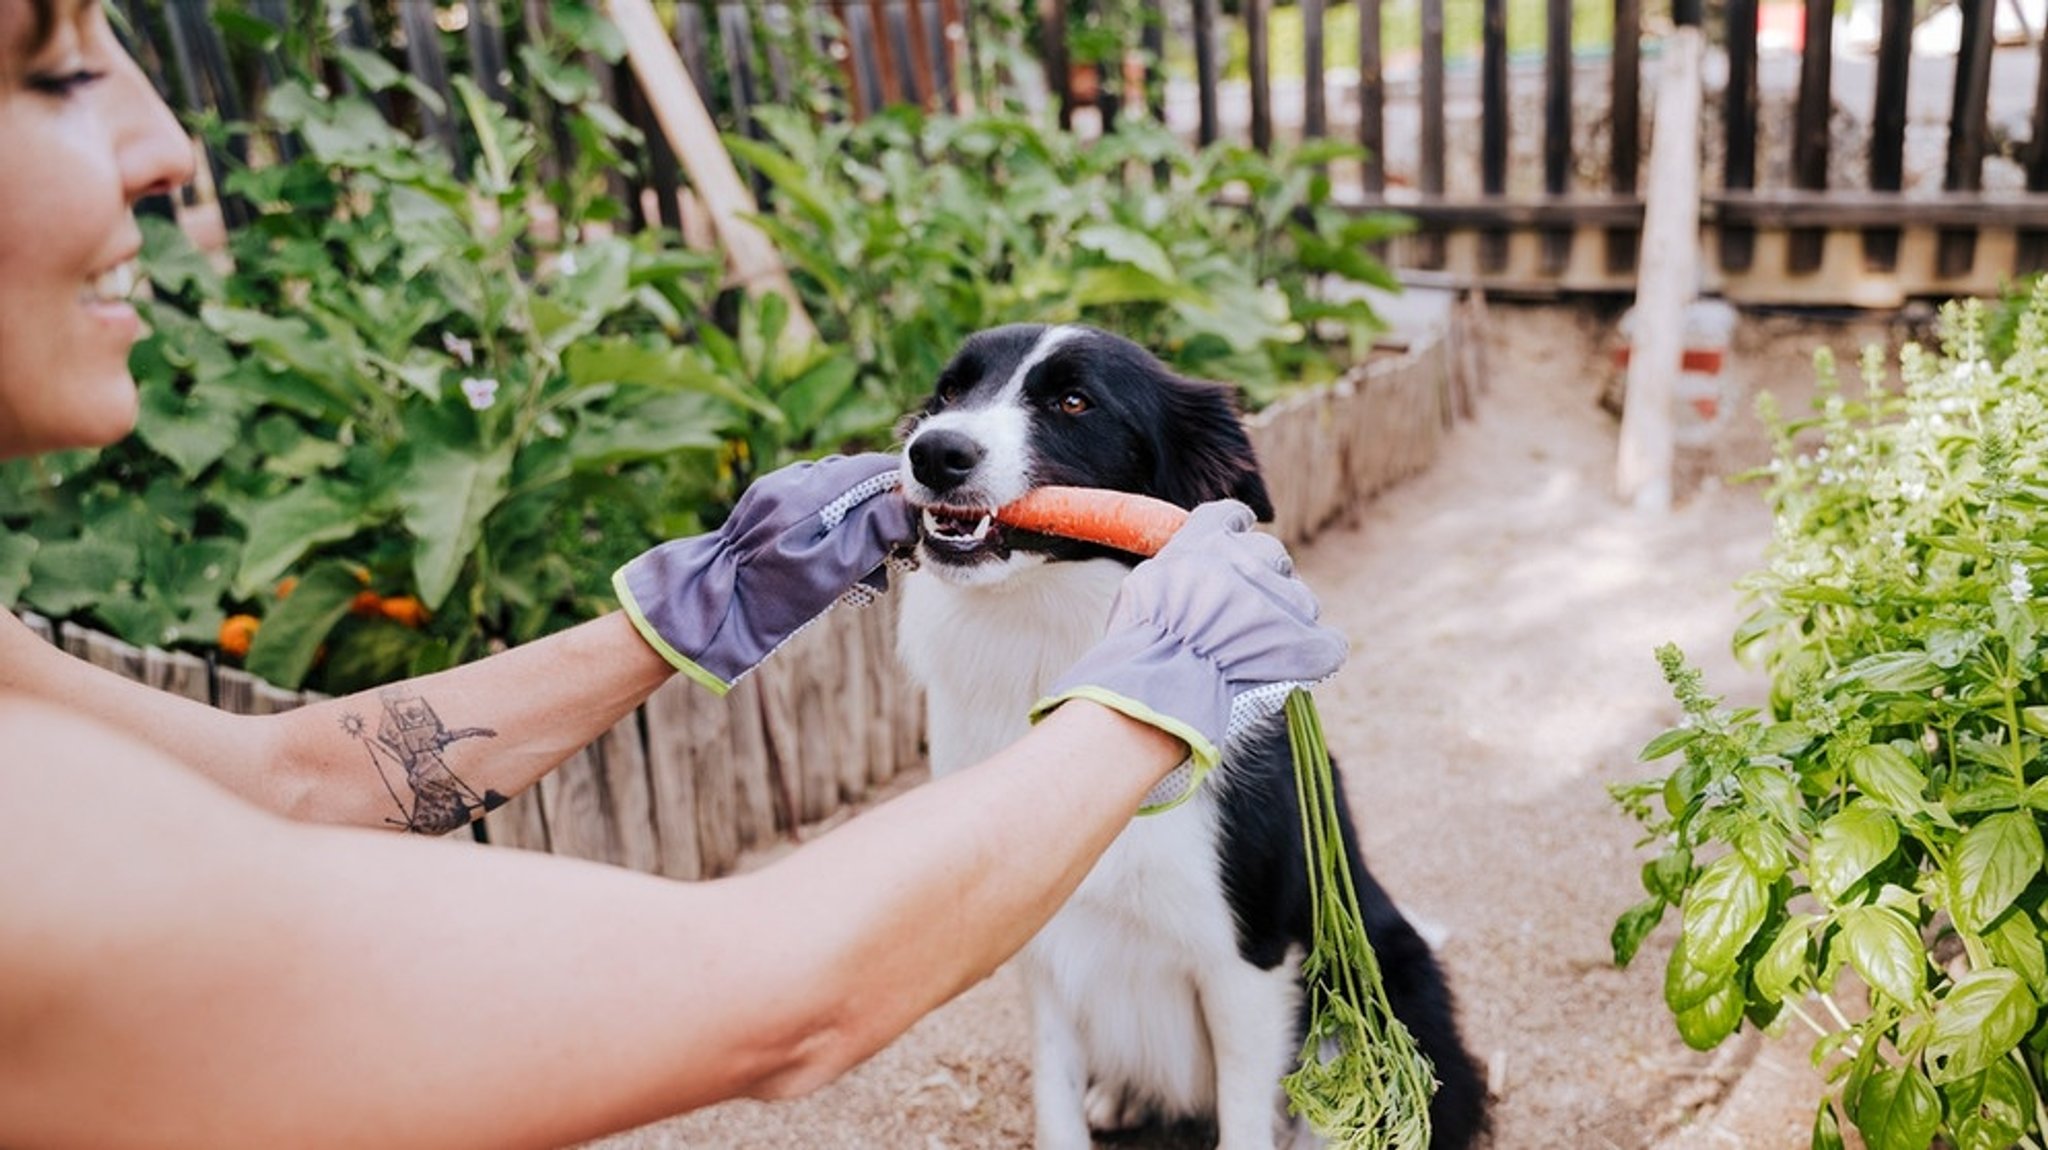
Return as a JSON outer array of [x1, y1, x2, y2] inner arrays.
[[115, 55, 195, 205]]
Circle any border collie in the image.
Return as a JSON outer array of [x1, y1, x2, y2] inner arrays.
[[894, 324, 1486, 1150]]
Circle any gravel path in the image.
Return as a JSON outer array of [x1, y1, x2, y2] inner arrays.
[[588, 301, 1905, 1149]]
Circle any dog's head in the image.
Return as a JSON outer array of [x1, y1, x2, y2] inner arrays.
[[898, 323, 1271, 584]]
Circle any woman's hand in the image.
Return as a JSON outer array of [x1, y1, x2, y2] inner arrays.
[[613, 453, 916, 693]]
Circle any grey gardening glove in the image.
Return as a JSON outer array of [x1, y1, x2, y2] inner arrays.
[[1030, 500, 1347, 812], [613, 453, 914, 695]]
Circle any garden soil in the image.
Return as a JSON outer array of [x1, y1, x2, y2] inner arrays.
[[585, 301, 1917, 1150]]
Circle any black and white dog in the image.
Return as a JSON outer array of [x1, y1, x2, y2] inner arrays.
[[894, 324, 1486, 1150]]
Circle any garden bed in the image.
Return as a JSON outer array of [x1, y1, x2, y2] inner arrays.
[[17, 299, 1481, 880]]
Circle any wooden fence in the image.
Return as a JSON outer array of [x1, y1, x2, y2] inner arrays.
[[122, 0, 979, 242], [22, 301, 1480, 877], [1043, 0, 2048, 305]]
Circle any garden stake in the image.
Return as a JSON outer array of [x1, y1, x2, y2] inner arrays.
[[994, 486, 1438, 1147]]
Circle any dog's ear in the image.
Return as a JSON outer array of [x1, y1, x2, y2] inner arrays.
[[1153, 375, 1275, 523]]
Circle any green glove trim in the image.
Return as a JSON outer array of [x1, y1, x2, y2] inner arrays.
[[1029, 685, 1220, 815], [612, 568, 731, 698]]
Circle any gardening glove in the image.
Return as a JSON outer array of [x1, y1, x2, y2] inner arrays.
[[1030, 500, 1347, 813], [614, 452, 915, 695]]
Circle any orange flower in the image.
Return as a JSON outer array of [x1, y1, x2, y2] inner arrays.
[[274, 576, 298, 600], [349, 590, 384, 618], [379, 596, 429, 629], [219, 614, 260, 658]]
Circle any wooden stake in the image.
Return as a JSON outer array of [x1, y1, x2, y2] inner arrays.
[[607, 0, 818, 346], [1615, 25, 1704, 512]]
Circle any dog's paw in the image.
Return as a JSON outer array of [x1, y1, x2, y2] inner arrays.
[[1084, 1080, 1154, 1135]]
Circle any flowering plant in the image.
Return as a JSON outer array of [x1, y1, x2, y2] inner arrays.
[[1614, 292, 2048, 1150]]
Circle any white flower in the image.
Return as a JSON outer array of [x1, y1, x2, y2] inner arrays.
[[2010, 561, 2032, 602], [461, 377, 499, 411], [441, 331, 475, 366], [558, 250, 580, 276]]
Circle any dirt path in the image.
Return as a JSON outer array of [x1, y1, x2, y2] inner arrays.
[[589, 301, 1904, 1149]]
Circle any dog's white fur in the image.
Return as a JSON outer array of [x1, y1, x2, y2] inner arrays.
[[897, 327, 1316, 1149], [899, 566, 1312, 1150]]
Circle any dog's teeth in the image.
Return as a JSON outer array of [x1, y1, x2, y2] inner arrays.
[[968, 514, 992, 541], [921, 508, 946, 536]]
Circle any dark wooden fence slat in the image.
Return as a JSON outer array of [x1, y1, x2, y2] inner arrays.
[[1480, 0, 1509, 270], [1788, 0, 1835, 272], [1358, 0, 1384, 192], [864, 0, 903, 112], [1542, 0, 1572, 272], [465, 0, 510, 104], [756, 4, 796, 108], [1039, 0, 1070, 130], [398, 0, 464, 175], [1864, 0, 1913, 269], [924, 0, 957, 112], [162, 0, 250, 228], [1941, 0, 1996, 278], [1418, 0, 1448, 267], [885, 0, 929, 111], [623, 69, 684, 233], [2025, 2, 2048, 271], [343, 0, 398, 121], [1246, 0, 1272, 152], [717, 4, 763, 140], [1607, 0, 1641, 274], [2032, 9, 2048, 192], [1302, 0, 1327, 139], [1719, 0, 1758, 272], [1193, 0, 1220, 146], [841, 2, 886, 119]]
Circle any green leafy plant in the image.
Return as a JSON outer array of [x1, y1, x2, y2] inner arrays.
[[0, 29, 749, 693], [1614, 292, 2048, 1150], [3, 5, 1408, 696], [729, 104, 1409, 412]]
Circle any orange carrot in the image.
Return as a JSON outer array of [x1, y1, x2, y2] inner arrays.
[[995, 486, 1191, 557]]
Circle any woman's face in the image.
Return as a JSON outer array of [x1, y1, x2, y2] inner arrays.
[[0, 0, 192, 459]]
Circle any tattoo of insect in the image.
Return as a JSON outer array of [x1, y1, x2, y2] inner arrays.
[[341, 687, 509, 834]]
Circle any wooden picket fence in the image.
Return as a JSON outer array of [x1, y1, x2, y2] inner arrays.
[[21, 297, 1480, 878]]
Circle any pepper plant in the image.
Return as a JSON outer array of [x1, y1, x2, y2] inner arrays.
[[1614, 291, 2048, 1150]]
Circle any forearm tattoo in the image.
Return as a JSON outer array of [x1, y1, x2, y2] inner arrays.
[[340, 686, 508, 834]]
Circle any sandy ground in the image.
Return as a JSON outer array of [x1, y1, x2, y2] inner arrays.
[[586, 301, 1911, 1149]]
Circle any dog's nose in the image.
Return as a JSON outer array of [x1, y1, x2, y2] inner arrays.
[[908, 429, 985, 492]]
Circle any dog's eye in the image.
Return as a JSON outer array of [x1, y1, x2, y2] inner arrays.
[[1056, 391, 1091, 415], [935, 383, 962, 407]]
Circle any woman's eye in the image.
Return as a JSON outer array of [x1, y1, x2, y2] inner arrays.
[[1057, 392, 1091, 415], [26, 69, 104, 98]]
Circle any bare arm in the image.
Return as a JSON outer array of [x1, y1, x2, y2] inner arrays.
[[0, 608, 673, 830], [0, 696, 1182, 1150]]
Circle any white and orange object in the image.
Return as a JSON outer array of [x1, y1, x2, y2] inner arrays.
[[1615, 299, 1739, 447]]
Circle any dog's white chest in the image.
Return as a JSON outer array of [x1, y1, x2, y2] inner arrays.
[[898, 559, 1131, 774], [898, 561, 1268, 1128]]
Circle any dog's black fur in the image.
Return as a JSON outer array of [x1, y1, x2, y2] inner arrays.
[[899, 324, 1486, 1148]]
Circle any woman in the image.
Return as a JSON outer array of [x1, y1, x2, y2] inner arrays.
[[0, 2, 1347, 1147]]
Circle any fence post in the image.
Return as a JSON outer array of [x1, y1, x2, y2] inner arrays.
[[608, 0, 820, 347], [1615, 22, 1704, 512]]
